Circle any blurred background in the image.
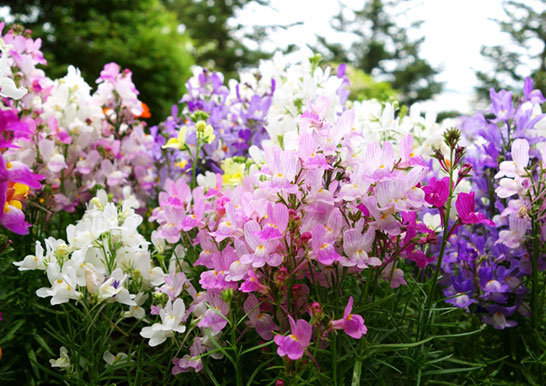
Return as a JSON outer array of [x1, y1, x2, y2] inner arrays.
[[1, 0, 544, 123]]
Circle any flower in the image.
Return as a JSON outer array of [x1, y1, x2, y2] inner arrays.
[[103, 351, 129, 366], [274, 316, 312, 360], [0, 41, 27, 100], [455, 192, 495, 226], [140, 298, 187, 346], [330, 296, 367, 339], [163, 126, 188, 150], [422, 177, 450, 208], [50, 346, 71, 370]]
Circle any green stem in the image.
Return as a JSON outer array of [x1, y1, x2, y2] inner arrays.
[[421, 147, 456, 340], [531, 220, 540, 330]]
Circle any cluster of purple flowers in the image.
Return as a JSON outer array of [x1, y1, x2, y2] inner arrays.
[[441, 78, 546, 329], [150, 67, 274, 184]]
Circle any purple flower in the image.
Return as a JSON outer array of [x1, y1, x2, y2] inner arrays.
[[522, 77, 546, 104], [489, 88, 514, 122], [273, 316, 312, 360], [482, 305, 518, 330]]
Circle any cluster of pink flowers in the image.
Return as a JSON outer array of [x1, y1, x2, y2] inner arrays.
[[146, 96, 443, 370]]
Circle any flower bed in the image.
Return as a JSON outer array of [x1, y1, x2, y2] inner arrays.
[[1, 24, 545, 385]]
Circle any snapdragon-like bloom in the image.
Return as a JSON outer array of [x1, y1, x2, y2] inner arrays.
[[274, 316, 312, 360], [0, 40, 28, 100], [50, 346, 71, 370], [172, 337, 206, 374], [140, 298, 187, 346], [330, 296, 367, 339], [422, 177, 449, 208], [456, 192, 495, 226]]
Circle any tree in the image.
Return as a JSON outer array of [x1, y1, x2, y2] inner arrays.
[[1, 0, 194, 121], [163, 0, 273, 79], [476, 0, 546, 99], [316, 0, 443, 105]]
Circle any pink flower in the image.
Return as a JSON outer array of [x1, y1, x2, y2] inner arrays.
[[330, 296, 367, 339], [199, 248, 238, 290], [158, 272, 187, 300], [273, 316, 312, 360], [241, 221, 283, 268], [243, 294, 278, 340], [341, 225, 380, 269], [297, 131, 329, 169], [263, 146, 300, 193], [197, 292, 229, 331], [181, 187, 205, 231], [257, 203, 289, 241], [361, 141, 396, 179], [311, 223, 341, 265], [172, 337, 205, 374], [240, 270, 268, 293], [455, 192, 495, 226]]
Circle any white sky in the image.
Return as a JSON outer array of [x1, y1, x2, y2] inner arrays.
[[237, 0, 515, 113]]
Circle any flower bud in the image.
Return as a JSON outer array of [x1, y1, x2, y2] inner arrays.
[[53, 242, 69, 259]]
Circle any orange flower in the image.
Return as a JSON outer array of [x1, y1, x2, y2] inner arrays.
[[137, 102, 151, 119]]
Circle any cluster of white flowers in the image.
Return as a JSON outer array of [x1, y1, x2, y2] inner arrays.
[[15, 190, 164, 309], [237, 52, 346, 145]]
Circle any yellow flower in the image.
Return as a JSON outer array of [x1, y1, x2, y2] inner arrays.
[[222, 158, 245, 186], [162, 126, 188, 150], [174, 160, 188, 169], [203, 125, 215, 144]]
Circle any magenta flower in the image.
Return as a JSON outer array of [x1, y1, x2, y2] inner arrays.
[[422, 177, 449, 208], [330, 296, 367, 339], [455, 192, 495, 226], [273, 316, 312, 360]]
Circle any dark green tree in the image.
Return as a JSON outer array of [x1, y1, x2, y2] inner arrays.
[[476, 0, 546, 98], [1, 0, 194, 121], [316, 0, 443, 105], [163, 0, 274, 79]]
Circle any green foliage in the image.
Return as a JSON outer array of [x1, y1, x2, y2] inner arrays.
[[1, 0, 194, 122], [163, 0, 273, 80], [316, 0, 443, 105], [476, 0, 546, 99], [344, 64, 398, 102]]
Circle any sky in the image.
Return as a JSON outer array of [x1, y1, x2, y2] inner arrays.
[[0, 1, 527, 113], [237, 0, 513, 113]]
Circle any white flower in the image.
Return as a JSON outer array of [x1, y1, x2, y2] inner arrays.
[[140, 298, 186, 346], [0, 40, 27, 100], [423, 213, 442, 231], [50, 346, 71, 369], [97, 268, 136, 306], [14, 241, 46, 271], [103, 351, 129, 366], [36, 265, 81, 305], [123, 293, 148, 320]]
